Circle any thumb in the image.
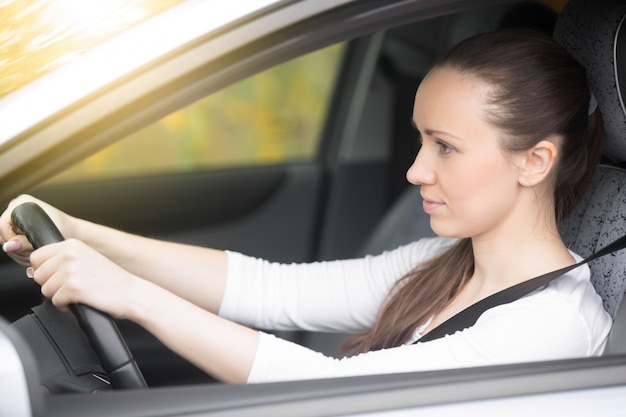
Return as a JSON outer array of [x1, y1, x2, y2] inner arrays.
[[2, 236, 35, 266]]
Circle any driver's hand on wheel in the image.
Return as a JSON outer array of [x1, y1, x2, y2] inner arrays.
[[28, 238, 139, 319], [0, 194, 74, 266]]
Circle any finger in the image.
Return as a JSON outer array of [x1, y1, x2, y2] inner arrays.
[[30, 243, 67, 287], [40, 275, 61, 300], [2, 239, 20, 252], [50, 289, 74, 313], [31, 240, 85, 303], [5, 252, 33, 268], [29, 241, 66, 269], [0, 195, 32, 239], [50, 297, 71, 313], [40, 264, 84, 311], [3, 235, 36, 267], [0, 203, 15, 242], [34, 258, 64, 295], [2, 236, 33, 253], [42, 272, 85, 311]]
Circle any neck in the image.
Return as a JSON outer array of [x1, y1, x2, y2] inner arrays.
[[469, 208, 574, 293]]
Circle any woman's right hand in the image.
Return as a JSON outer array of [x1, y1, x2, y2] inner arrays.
[[0, 195, 75, 266]]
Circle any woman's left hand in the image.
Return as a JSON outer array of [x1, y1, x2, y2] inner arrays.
[[28, 238, 139, 319]]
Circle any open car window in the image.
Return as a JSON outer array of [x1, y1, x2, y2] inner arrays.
[[45, 43, 345, 184]]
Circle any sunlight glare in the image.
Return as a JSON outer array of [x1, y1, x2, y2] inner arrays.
[[42, 0, 147, 40]]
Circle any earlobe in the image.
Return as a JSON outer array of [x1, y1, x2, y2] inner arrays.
[[517, 138, 559, 187]]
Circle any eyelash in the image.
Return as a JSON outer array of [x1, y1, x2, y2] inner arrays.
[[436, 140, 453, 155], [416, 132, 454, 155]]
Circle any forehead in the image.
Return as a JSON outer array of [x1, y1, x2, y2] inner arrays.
[[412, 67, 501, 144], [413, 68, 491, 123], [415, 67, 491, 111]]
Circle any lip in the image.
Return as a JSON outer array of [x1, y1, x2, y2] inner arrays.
[[421, 194, 445, 214]]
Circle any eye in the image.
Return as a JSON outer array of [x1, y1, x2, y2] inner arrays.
[[436, 140, 453, 155]]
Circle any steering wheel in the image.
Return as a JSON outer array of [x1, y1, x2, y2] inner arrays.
[[11, 202, 147, 390]]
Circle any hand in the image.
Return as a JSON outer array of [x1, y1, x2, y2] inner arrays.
[[0, 195, 74, 266], [29, 238, 139, 319]]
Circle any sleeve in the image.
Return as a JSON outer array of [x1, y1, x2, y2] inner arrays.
[[218, 237, 455, 333], [246, 289, 601, 383]]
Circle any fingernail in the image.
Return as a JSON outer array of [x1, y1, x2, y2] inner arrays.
[[26, 267, 34, 279], [2, 240, 20, 252]]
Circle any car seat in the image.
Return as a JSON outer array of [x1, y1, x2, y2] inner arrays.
[[553, 0, 626, 355]]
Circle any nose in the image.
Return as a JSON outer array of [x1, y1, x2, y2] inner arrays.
[[406, 147, 436, 186]]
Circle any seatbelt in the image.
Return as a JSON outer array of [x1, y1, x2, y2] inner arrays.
[[417, 234, 626, 343]]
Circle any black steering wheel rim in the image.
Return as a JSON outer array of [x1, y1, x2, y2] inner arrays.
[[11, 202, 147, 390]]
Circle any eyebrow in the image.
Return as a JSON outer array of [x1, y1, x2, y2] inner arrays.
[[410, 119, 463, 141]]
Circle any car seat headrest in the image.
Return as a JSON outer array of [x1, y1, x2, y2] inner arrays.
[[554, 0, 626, 162]]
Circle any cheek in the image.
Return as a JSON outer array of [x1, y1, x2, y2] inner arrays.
[[436, 157, 518, 235], [443, 157, 503, 203]]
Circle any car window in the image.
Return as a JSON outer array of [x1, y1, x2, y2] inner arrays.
[[46, 43, 344, 184]]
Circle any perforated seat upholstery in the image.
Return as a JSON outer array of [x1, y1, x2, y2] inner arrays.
[[559, 168, 626, 319], [554, 0, 626, 354]]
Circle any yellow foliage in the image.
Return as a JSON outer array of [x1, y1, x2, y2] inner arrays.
[[49, 43, 345, 183]]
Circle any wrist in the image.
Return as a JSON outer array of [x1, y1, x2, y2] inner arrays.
[[123, 276, 169, 325], [65, 216, 92, 241]]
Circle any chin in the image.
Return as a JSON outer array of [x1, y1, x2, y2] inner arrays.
[[429, 220, 470, 239]]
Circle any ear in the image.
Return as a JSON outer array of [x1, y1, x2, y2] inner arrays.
[[515, 138, 559, 187]]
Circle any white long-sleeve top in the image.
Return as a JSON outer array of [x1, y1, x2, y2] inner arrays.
[[218, 237, 612, 383]]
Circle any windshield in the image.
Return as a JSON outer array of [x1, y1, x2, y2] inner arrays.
[[0, 0, 185, 99]]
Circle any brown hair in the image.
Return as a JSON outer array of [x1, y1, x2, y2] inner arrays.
[[344, 29, 604, 354]]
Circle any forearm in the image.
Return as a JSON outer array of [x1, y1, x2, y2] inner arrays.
[[129, 278, 259, 384], [71, 218, 228, 313]]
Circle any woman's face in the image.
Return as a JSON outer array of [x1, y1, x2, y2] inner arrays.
[[407, 67, 523, 240]]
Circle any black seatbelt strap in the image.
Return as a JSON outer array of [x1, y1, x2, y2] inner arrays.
[[417, 234, 626, 343]]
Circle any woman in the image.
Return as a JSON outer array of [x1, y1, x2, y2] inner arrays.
[[0, 29, 611, 383]]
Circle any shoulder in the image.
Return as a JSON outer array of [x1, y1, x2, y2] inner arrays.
[[479, 263, 612, 357], [541, 255, 610, 332]]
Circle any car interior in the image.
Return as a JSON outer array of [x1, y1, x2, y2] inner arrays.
[[2, 0, 626, 399]]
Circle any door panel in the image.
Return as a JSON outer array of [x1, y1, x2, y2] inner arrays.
[[30, 164, 325, 263]]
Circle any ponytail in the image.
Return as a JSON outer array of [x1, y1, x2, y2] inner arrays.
[[344, 238, 473, 354], [554, 109, 603, 223]]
